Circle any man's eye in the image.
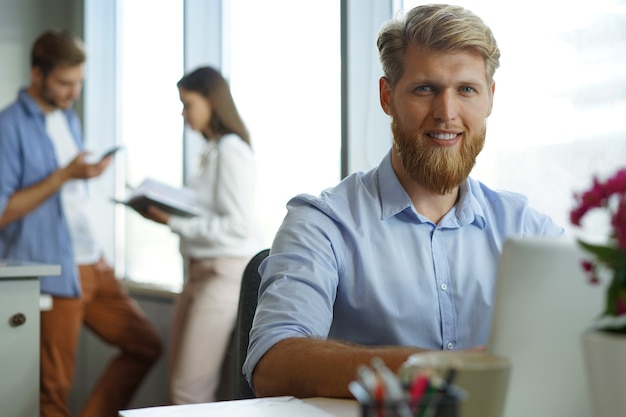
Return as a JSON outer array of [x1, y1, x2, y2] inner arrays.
[[414, 85, 432, 93], [460, 86, 476, 93]]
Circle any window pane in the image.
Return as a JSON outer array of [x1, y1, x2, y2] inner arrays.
[[227, 0, 342, 243], [117, 0, 340, 289], [402, 0, 626, 237], [118, 0, 184, 289]]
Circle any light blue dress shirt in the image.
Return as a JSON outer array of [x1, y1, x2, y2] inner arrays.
[[244, 150, 564, 383], [0, 89, 83, 297]]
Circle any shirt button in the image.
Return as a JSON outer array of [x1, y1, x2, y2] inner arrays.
[[441, 283, 448, 291], [447, 342, 454, 350]]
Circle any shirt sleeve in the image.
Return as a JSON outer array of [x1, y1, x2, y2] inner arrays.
[[522, 206, 565, 237], [0, 110, 22, 217], [243, 197, 342, 386]]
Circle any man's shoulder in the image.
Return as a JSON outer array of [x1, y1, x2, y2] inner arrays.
[[467, 177, 529, 206], [0, 98, 22, 122], [0, 90, 42, 126], [286, 169, 380, 226], [300, 169, 376, 202], [466, 177, 564, 235]]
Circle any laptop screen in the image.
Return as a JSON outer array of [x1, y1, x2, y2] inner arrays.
[[487, 237, 604, 417]]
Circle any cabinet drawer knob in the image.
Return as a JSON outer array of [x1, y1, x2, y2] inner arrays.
[[10, 313, 27, 327]]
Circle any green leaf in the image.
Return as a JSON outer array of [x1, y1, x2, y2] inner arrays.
[[577, 240, 626, 269]]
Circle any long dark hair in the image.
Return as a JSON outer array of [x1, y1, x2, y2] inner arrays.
[[177, 66, 250, 145]]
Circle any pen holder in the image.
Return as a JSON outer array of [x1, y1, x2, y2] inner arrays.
[[359, 386, 465, 417]]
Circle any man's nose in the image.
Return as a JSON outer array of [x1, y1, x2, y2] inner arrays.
[[432, 90, 457, 122]]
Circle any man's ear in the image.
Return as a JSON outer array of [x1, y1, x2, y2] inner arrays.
[[31, 67, 43, 87], [379, 76, 392, 115]]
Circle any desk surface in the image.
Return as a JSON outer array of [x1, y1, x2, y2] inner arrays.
[[0, 259, 60, 278], [119, 397, 359, 417]]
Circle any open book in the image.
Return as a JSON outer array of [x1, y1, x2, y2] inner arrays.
[[112, 178, 202, 218]]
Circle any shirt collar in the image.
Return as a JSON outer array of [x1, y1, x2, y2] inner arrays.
[[17, 88, 45, 118], [377, 150, 413, 220], [376, 149, 486, 228], [448, 179, 487, 229]]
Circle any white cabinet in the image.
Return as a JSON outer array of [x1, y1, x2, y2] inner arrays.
[[0, 260, 60, 417]]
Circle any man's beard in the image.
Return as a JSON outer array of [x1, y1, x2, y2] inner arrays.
[[391, 118, 486, 195], [40, 80, 70, 109]]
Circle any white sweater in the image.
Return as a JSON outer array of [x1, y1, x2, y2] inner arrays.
[[168, 134, 263, 259]]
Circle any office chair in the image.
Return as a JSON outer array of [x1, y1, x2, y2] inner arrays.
[[233, 248, 270, 399]]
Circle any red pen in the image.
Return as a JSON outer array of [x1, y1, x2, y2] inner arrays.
[[409, 373, 430, 408], [374, 375, 386, 417]]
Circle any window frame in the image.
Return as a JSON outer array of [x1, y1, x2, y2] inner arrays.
[[83, 0, 395, 290]]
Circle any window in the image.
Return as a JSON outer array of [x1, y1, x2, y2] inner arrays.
[[86, 0, 626, 290], [117, 0, 185, 289], [401, 0, 626, 238], [107, 0, 341, 290], [226, 0, 341, 244]]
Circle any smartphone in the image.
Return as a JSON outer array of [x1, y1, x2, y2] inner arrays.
[[99, 146, 124, 162]]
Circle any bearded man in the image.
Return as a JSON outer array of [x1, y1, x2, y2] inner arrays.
[[243, 4, 563, 399]]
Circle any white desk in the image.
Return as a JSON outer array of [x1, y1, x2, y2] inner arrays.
[[0, 259, 60, 417], [119, 397, 359, 417]]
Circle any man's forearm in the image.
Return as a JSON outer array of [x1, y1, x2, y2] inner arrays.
[[0, 168, 68, 227], [252, 337, 424, 399]]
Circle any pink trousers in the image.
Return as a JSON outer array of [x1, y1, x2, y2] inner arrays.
[[168, 256, 248, 404]]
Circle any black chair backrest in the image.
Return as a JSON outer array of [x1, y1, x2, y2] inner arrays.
[[233, 248, 270, 399]]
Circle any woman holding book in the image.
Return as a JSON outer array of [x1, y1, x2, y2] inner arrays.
[[138, 66, 263, 404]]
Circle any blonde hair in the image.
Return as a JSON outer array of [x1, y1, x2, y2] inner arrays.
[[377, 4, 500, 86]]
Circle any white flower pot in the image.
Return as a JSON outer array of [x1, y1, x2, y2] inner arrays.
[[581, 330, 626, 417]]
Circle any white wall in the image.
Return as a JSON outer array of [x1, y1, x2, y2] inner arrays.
[[0, 0, 83, 108]]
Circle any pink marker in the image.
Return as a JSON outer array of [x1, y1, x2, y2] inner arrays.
[[409, 373, 430, 408]]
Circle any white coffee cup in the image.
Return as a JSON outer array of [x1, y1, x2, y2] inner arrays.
[[399, 351, 511, 417]]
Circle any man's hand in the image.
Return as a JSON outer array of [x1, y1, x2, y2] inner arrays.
[[61, 151, 112, 180], [0, 151, 113, 227]]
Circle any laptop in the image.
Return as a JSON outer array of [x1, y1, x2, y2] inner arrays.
[[488, 237, 605, 417]]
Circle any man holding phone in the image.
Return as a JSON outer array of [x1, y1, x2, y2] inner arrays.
[[0, 30, 161, 417], [98, 145, 124, 163]]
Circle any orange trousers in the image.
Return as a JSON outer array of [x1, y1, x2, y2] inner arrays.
[[40, 259, 162, 417]]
